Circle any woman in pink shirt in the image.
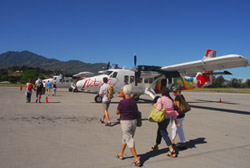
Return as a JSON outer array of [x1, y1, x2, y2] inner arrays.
[[151, 87, 179, 158]]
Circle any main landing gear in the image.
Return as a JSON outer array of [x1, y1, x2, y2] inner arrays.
[[95, 95, 102, 103]]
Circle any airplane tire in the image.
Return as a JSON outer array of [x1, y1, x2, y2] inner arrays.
[[73, 89, 78, 92], [132, 94, 140, 101], [69, 87, 73, 92], [154, 96, 160, 103], [95, 95, 102, 103]]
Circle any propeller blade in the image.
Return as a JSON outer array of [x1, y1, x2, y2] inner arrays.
[[134, 53, 137, 66], [107, 61, 110, 70]]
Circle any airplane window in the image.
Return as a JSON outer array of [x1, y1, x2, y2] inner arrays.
[[149, 78, 153, 84], [144, 78, 149, 83], [111, 72, 118, 78], [130, 76, 134, 83], [124, 76, 129, 84]]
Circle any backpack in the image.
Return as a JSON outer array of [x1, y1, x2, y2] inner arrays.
[[28, 83, 33, 91], [107, 85, 113, 98]]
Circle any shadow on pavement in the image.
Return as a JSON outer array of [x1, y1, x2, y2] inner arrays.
[[135, 137, 207, 166], [191, 105, 250, 115]]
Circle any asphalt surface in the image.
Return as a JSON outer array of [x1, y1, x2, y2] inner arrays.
[[0, 87, 250, 168]]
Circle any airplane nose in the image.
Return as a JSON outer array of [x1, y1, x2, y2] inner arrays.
[[75, 80, 81, 89]]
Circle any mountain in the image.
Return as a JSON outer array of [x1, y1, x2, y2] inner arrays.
[[0, 51, 107, 74]]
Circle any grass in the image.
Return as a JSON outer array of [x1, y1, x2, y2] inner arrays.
[[0, 83, 25, 87], [184, 88, 250, 94]]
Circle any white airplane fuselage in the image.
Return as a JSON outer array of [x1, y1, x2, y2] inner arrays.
[[75, 69, 160, 96]]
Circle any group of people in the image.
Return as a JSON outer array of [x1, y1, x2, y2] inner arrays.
[[98, 77, 188, 167], [25, 78, 57, 103]]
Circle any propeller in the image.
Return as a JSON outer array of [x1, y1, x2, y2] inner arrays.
[[133, 53, 140, 86], [131, 53, 180, 86], [107, 61, 110, 70], [134, 53, 137, 66]]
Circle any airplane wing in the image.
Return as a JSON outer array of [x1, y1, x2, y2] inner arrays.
[[73, 72, 94, 78], [161, 54, 249, 75]]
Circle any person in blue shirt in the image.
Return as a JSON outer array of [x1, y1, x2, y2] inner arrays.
[[46, 81, 52, 96]]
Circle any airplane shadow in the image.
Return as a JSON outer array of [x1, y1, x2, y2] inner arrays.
[[189, 99, 238, 105], [123, 137, 207, 166], [90, 98, 154, 104], [190, 105, 250, 115], [44, 102, 61, 104]]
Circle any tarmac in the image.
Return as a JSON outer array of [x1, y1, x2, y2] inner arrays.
[[0, 87, 250, 168]]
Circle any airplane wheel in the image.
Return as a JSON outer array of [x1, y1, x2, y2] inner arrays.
[[69, 87, 73, 92], [154, 96, 160, 103], [95, 95, 102, 103], [73, 89, 78, 92], [132, 94, 140, 101]]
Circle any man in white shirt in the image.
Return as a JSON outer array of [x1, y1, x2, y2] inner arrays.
[[99, 77, 112, 126]]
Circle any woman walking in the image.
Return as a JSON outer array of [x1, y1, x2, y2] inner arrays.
[[115, 85, 141, 167], [151, 87, 179, 158]]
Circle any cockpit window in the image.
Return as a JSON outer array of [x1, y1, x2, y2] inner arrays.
[[106, 71, 113, 76], [53, 77, 57, 80]]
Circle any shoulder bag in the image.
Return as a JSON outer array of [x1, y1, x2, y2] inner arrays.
[[178, 96, 191, 114]]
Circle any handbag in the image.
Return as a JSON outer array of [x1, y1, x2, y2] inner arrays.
[[136, 111, 142, 127], [178, 96, 191, 114], [148, 105, 165, 123]]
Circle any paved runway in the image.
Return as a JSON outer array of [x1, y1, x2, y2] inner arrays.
[[0, 87, 250, 168]]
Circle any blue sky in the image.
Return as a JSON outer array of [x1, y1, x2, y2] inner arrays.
[[0, 0, 249, 79]]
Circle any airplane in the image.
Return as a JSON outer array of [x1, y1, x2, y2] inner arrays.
[[69, 71, 94, 92], [43, 72, 93, 89], [74, 49, 249, 103], [43, 74, 73, 88]]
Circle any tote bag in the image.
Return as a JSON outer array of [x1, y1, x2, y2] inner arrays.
[[148, 105, 165, 123], [178, 96, 191, 114]]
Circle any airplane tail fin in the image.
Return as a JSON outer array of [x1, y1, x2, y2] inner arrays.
[[199, 49, 216, 87], [203, 49, 216, 59]]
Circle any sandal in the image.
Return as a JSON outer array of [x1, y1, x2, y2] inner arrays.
[[151, 145, 159, 151], [100, 119, 104, 124], [166, 150, 177, 158], [115, 154, 124, 160], [132, 160, 141, 167]]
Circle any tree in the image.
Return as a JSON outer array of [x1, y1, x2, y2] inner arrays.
[[211, 76, 225, 88], [19, 69, 39, 84], [244, 79, 250, 88], [230, 78, 242, 88]]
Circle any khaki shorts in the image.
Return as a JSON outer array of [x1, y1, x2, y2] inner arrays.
[[102, 101, 110, 111]]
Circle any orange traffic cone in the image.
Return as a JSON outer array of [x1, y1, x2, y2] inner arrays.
[[45, 96, 48, 103], [219, 98, 222, 103]]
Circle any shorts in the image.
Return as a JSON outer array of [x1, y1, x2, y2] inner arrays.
[[102, 101, 110, 111]]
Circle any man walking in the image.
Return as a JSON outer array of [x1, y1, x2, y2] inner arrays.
[[99, 77, 112, 126]]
